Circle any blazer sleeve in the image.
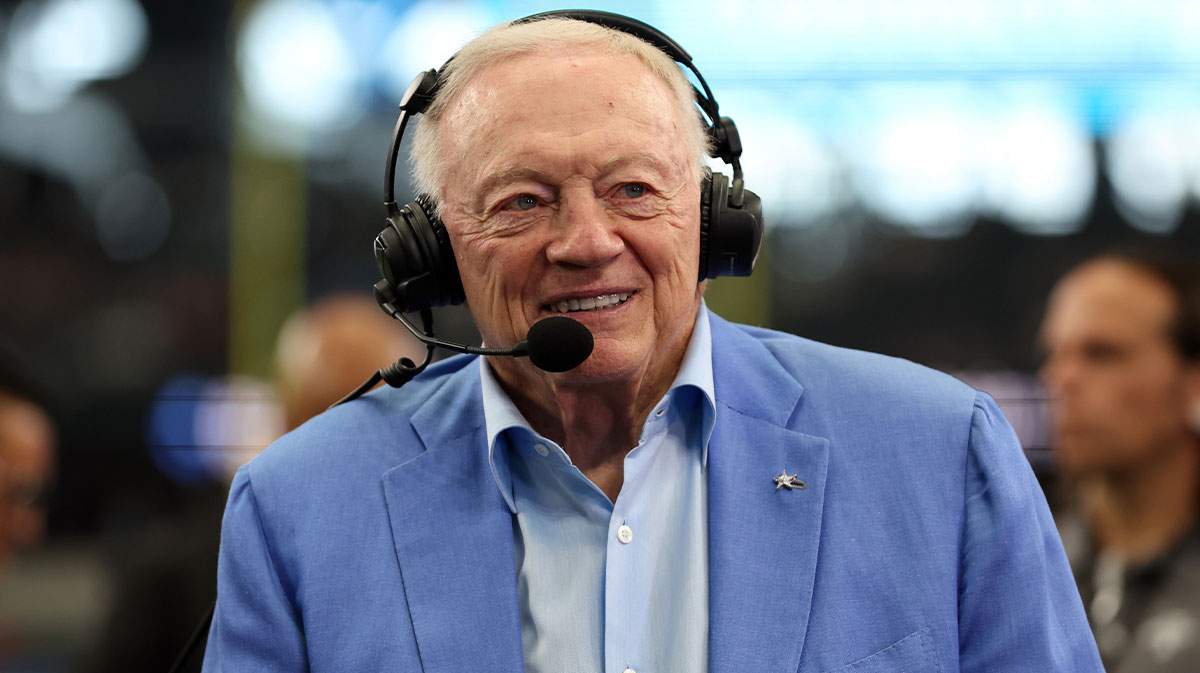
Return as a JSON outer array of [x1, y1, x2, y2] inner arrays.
[[956, 392, 1103, 671], [202, 466, 310, 672]]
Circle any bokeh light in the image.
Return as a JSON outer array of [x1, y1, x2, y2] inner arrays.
[[1107, 111, 1195, 234], [379, 0, 498, 102], [979, 105, 1095, 236], [94, 172, 171, 262], [238, 0, 363, 134], [4, 0, 148, 112]]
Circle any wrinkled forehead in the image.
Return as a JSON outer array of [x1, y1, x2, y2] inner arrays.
[[440, 46, 686, 146], [439, 47, 696, 178]]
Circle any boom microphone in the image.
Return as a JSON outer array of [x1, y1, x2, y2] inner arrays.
[[397, 314, 594, 371], [525, 316, 594, 373], [332, 307, 595, 407]]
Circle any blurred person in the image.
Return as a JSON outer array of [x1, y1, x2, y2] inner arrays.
[[0, 391, 56, 567], [273, 292, 426, 432], [203, 11, 1101, 672], [1040, 250, 1200, 672], [0, 342, 57, 666], [0, 342, 56, 570], [84, 293, 421, 673]]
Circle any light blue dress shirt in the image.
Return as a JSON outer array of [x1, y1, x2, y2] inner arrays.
[[482, 306, 716, 673]]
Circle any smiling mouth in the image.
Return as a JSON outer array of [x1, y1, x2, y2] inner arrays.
[[547, 292, 634, 314]]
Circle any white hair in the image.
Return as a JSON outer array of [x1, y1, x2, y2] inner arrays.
[[407, 17, 712, 207]]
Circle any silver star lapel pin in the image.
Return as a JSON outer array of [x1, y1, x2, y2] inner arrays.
[[773, 470, 807, 491]]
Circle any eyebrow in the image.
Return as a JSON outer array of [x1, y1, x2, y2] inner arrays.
[[473, 152, 680, 208], [476, 167, 551, 202], [598, 151, 679, 179]]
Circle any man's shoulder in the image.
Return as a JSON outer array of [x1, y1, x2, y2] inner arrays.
[[244, 354, 481, 487], [715, 317, 976, 412]]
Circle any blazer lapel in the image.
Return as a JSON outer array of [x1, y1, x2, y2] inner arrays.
[[381, 365, 524, 673], [707, 315, 830, 673]]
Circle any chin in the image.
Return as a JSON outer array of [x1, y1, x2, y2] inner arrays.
[[551, 343, 644, 383], [553, 359, 632, 383]]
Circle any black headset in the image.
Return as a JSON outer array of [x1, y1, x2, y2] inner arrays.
[[373, 9, 763, 315]]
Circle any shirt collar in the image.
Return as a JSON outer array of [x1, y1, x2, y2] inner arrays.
[[482, 301, 716, 513]]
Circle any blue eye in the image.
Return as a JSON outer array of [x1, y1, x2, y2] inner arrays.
[[513, 194, 538, 211], [621, 183, 647, 199]]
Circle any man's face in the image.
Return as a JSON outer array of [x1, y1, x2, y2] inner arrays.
[[436, 47, 703, 384], [1039, 261, 1195, 474]]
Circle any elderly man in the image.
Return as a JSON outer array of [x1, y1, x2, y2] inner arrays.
[[1040, 251, 1200, 672], [204, 12, 1101, 672]]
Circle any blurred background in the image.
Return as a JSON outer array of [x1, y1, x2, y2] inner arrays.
[[0, 0, 1197, 670]]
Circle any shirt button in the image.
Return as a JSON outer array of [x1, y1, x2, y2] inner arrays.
[[617, 524, 633, 544], [533, 443, 549, 456]]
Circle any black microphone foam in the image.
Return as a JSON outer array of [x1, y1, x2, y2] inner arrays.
[[525, 316, 594, 372]]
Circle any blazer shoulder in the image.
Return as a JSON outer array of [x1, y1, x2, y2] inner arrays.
[[717, 321, 989, 507], [728, 321, 978, 416], [246, 354, 481, 486]]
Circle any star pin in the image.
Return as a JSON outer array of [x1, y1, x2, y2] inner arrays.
[[773, 470, 807, 491]]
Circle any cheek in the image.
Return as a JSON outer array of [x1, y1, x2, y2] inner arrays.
[[1116, 367, 1182, 414], [449, 222, 502, 280], [454, 235, 543, 313], [1073, 376, 1183, 452], [445, 234, 499, 315], [646, 205, 701, 280]]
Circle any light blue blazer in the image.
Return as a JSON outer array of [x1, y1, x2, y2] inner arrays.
[[203, 312, 1102, 672]]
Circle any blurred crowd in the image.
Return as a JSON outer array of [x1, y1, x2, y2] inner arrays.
[[0, 249, 1197, 672], [0, 294, 421, 672]]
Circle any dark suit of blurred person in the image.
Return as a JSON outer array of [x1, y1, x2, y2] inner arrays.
[[82, 294, 421, 673], [1040, 251, 1200, 672]]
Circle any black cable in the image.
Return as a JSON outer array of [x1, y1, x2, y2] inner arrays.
[[330, 308, 436, 408], [166, 600, 214, 673], [331, 371, 384, 408]]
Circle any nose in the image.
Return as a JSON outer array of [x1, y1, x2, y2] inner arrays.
[[544, 190, 624, 268]]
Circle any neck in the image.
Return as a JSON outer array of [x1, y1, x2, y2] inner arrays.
[[1080, 437, 1200, 564]]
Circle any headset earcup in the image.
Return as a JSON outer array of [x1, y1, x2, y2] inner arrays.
[[373, 196, 465, 312], [412, 195, 466, 306], [700, 172, 763, 279]]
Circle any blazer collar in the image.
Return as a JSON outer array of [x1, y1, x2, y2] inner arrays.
[[708, 312, 805, 425], [381, 361, 525, 673]]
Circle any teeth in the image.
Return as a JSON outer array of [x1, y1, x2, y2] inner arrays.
[[552, 292, 631, 313]]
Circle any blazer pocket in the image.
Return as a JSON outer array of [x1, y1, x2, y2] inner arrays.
[[821, 628, 936, 673]]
